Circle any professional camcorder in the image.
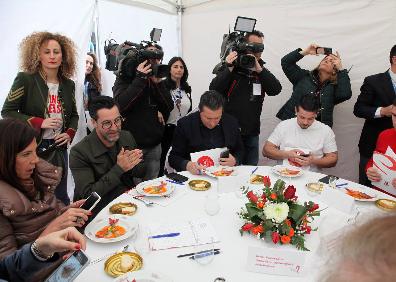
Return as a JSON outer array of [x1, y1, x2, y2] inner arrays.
[[213, 16, 264, 74], [104, 28, 169, 78]]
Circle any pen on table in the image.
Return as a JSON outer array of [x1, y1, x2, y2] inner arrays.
[[148, 232, 180, 239], [189, 250, 220, 260], [177, 248, 220, 258], [336, 183, 348, 187], [251, 167, 258, 175]]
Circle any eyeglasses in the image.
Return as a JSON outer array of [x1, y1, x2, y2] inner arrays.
[[100, 116, 125, 130]]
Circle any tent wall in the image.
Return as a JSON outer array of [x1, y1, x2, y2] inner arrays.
[[182, 0, 396, 182], [97, 0, 179, 98]]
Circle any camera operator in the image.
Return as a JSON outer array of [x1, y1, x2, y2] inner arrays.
[[210, 30, 282, 166], [113, 43, 173, 180]]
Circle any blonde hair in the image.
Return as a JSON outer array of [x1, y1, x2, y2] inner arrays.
[[19, 31, 77, 78], [322, 215, 396, 282], [314, 55, 338, 84]]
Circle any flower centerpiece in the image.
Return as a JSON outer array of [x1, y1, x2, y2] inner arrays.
[[238, 176, 320, 251]]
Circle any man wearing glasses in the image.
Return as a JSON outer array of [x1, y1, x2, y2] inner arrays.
[[70, 96, 145, 217]]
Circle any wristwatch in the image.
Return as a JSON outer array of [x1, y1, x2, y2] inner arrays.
[[31, 241, 54, 261]]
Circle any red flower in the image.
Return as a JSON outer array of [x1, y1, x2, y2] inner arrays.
[[270, 193, 277, 200], [289, 228, 295, 237], [304, 226, 312, 234], [242, 223, 255, 232], [271, 232, 280, 244], [284, 219, 292, 227], [247, 191, 258, 204], [281, 235, 291, 244], [263, 176, 271, 187], [308, 203, 319, 212], [252, 225, 264, 235], [284, 185, 296, 200], [257, 201, 264, 209], [261, 193, 267, 202]]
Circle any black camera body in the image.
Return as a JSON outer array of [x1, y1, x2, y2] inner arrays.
[[104, 28, 168, 78], [213, 17, 264, 74]]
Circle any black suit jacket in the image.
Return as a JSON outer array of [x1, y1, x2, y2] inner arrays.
[[168, 111, 244, 171], [354, 70, 394, 157]]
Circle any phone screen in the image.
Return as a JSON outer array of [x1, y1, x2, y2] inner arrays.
[[166, 172, 189, 183], [316, 47, 332, 55], [79, 192, 101, 211], [45, 251, 89, 282], [220, 150, 230, 158]]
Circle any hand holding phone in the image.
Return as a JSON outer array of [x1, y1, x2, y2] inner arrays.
[[316, 47, 332, 55], [45, 250, 90, 282], [79, 192, 101, 211], [220, 149, 230, 158]]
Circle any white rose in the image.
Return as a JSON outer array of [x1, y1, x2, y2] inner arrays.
[[263, 202, 289, 223]]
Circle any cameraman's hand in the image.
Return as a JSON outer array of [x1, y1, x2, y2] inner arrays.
[[300, 43, 319, 56], [136, 60, 151, 76], [225, 51, 238, 71]]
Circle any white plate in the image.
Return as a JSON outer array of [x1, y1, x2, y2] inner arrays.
[[135, 180, 175, 197], [205, 166, 237, 178], [271, 165, 303, 178], [84, 215, 138, 243], [115, 270, 173, 282], [341, 186, 378, 202]]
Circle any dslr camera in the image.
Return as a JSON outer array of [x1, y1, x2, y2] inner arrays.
[[213, 16, 264, 74], [104, 28, 169, 78]]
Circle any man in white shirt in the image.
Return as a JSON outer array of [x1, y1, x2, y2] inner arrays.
[[263, 95, 338, 171]]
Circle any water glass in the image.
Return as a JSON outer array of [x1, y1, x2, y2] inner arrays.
[[204, 194, 220, 216]]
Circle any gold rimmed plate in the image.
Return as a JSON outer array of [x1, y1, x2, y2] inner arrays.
[[375, 199, 396, 211], [109, 202, 138, 216], [250, 174, 264, 185], [306, 182, 325, 193], [104, 252, 143, 277], [188, 180, 211, 191]]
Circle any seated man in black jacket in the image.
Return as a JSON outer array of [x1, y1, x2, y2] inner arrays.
[[169, 90, 244, 175]]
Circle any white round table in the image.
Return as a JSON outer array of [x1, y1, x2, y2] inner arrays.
[[76, 166, 393, 282]]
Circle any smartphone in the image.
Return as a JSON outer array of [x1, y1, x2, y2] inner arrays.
[[300, 153, 310, 157], [318, 175, 339, 184], [316, 47, 332, 55], [45, 250, 90, 282], [79, 192, 101, 211], [220, 149, 230, 158], [166, 172, 189, 183]]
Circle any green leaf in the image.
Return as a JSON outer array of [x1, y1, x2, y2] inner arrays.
[[245, 203, 263, 224], [273, 179, 286, 193], [262, 219, 275, 231], [264, 230, 272, 242], [289, 203, 308, 224], [291, 235, 310, 251]]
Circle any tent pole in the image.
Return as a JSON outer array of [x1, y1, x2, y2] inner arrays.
[[176, 0, 183, 56]]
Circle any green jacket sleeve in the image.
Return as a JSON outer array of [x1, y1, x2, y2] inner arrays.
[[1, 72, 44, 132], [65, 81, 79, 141], [281, 49, 309, 85], [69, 148, 125, 200], [333, 70, 352, 105]]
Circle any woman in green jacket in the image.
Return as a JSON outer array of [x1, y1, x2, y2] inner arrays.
[[277, 43, 352, 128], [1, 31, 79, 205]]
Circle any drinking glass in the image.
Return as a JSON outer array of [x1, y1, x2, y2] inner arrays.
[[204, 193, 220, 216]]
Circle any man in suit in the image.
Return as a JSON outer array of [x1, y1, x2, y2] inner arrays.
[[168, 90, 244, 175], [70, 96, 145, 217], [354, 45, 396, 186]]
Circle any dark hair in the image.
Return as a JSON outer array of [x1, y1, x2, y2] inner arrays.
[[198, 90, 224, 111], [390, 45, 396, 64], [165, 57, 191, 93], [296, 94, 320, 113], [245, 30, 264, 40], [0, 118, 37, 190], [86, 52, 102, 92], [88, 96, 118, 120]]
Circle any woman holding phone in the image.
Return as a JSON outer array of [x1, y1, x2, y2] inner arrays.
[[1, 31, 79, 205], [0, 119, 90, 262], [276, 43, 352, 128]]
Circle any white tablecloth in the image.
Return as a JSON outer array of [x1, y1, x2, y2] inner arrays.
[[76, 166, 393, 282]]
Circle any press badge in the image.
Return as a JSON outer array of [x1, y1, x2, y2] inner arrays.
[[253, 83, 261, 96]]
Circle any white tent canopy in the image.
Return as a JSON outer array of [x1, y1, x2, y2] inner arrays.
[[1, 0, 395, 188]]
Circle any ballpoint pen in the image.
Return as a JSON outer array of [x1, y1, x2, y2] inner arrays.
[[251, 167, 258, 175], [177, 248, 220, 258], [189, 250, 220, 259], [148, 232, 180, 239], [166, 180, 185, 185]]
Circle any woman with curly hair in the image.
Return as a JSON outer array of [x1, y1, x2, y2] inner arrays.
[[84, 52, 102, 110], [1, 31, 79, 205]]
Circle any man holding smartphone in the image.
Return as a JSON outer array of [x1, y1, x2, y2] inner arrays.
[[263, 95, 338, 172], [168, 91, 244, 175], [70, 96, 145, 217]]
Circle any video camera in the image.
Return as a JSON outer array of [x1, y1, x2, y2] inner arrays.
[[213, 16, 264, 74], [104, 28, 169, 78]]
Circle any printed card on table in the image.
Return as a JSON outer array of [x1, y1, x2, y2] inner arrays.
[[372, 147, 396, 197], [246, 246, 306, 277], [190, 147, 226, 167]]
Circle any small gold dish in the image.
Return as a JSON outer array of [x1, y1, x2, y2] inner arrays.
[[188, 180, 211, 191], [306, 182, 324, 193], [104, 252, 143, 277], [250, 174, 264, 184], [109, 202, 137, 215], [375, 199, 396, 211]]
